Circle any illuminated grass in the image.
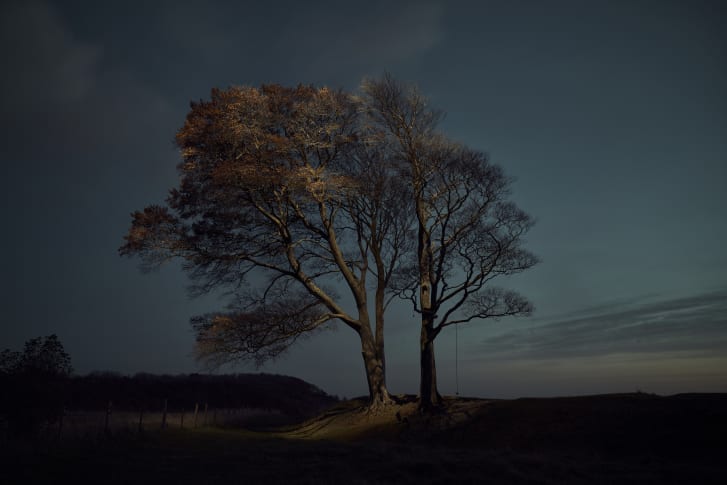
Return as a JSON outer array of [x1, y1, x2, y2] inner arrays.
[[2, 394, 725, 484]]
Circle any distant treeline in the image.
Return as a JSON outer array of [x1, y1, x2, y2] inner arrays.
[[62, 372, 339, 418], [1, 371, 339, 438], [2, 337, 338, 437]]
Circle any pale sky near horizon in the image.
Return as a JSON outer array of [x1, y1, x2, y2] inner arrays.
[[1, 0, 725, 398]]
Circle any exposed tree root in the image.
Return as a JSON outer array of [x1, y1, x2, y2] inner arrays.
[[361, 393, 395, 416]]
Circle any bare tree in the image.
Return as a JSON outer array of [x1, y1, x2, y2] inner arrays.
[[363, 75, 539, 411], [120, 85, 408, 409]]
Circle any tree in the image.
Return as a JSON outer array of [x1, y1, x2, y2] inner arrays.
[[120, 85, 409, 409], [0, 335, 73, 436], [0, 334, 73, 378], [363, 75, 539, 410]]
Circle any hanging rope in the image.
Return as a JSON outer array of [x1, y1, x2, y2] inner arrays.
[[455, 322, 459, 396]]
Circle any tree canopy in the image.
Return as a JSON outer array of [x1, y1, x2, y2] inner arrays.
[[363, 75, 538, 409], [121, 84, 410, 407], [121, 77, 537, 411]]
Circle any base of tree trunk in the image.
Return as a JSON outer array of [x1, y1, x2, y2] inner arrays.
[[417, 391, 445, 414], [365, 390, 394, 414]]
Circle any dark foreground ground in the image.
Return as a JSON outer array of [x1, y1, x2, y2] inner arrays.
[[2, 393, 725, 484]]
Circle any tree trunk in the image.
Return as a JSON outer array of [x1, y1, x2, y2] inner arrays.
[[359, 324, 391, 410], [419, 320, 442, 412], [415, 197, 441, 412]]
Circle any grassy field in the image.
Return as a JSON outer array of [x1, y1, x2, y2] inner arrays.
[[2, 393, 725, 484]]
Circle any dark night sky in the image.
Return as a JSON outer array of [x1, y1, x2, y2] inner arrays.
[[1, 0, 725, 398]]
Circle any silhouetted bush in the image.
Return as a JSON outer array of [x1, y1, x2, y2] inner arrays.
[[0, 335, 73, 438]]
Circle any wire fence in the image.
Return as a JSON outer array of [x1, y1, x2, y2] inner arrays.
[[0, 401, 285, 442]]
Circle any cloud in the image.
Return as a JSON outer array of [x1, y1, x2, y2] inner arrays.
[[0, 1, 101, 110], [0, 0, 172, 162], [475, 289, 727, 360], [290, 1, 445, 81], [0, 0, 444, 163], [321, 2, 444, 64], [0, 1, 178, 335], [155, 0, 446, 86]]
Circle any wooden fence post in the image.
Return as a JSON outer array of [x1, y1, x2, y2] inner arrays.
[[203, 403, 208, 426], [57, 407, 66, 441], [161, 399, 168, 430], [104, 401, 113, 435], [193, 403, 199, 428]]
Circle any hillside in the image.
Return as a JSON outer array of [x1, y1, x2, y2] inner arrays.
[[287, 392, 726, 456], [62, 372, 339, 419]]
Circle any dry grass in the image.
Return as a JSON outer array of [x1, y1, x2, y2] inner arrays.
[[2, 393, 725, 484], [279, 395, 487, 442]]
